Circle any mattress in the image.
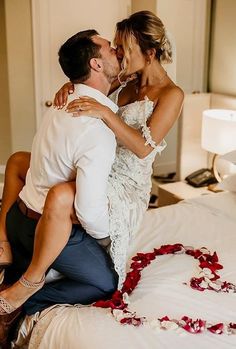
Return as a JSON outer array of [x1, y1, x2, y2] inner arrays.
[[15, 192, 236, 348]]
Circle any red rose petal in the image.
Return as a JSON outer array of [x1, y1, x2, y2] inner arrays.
[[207, 323, 224, 334]]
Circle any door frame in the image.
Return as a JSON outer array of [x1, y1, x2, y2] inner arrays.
[[31, 0, 52, 128]]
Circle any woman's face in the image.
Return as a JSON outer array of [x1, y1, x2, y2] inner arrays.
[[115, 35, 146, 75]]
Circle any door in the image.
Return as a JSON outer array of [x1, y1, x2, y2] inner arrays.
[[31, 0, 131, 127]]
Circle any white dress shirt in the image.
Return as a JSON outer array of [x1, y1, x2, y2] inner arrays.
[[20, 84, 118, 239]]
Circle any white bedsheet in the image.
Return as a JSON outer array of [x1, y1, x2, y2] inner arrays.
[[17, 192, 236, 348]]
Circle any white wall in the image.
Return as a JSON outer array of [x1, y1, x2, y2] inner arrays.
[[5, 0, 36, 153], [132, 0, 156, 12], [209, 0, 236, 96], [0, 0, 11, 163], [157, 0, 211, 93]]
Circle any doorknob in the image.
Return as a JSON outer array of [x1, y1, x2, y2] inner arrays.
[[45, 100, 53, 107]]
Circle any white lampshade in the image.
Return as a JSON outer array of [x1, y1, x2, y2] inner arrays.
[[201, 109, 236, 155]]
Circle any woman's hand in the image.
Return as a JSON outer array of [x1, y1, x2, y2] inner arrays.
[[53, 82, 74, 109], [66, 96, 110, 120]]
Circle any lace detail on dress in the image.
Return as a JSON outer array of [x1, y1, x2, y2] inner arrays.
[[108, 188, 130, 289], [107, 95, 167, 289], [141, 96, 167, 153], [142, 124, 158, 148]]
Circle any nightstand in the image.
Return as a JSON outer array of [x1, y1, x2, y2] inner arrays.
[[158, 181, 211, 207]]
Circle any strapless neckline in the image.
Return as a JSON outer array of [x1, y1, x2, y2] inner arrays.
[[118, 96, 154, 110]]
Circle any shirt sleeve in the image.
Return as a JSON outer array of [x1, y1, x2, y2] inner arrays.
[[73, 121, 116, 239]]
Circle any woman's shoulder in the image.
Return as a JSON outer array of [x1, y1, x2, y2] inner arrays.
[[147, 83, 184, 113], [159, 82, 184, 104]]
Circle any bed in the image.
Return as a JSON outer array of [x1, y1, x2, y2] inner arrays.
[[14, 186, 236, 349], [11, 90, 236, 348]]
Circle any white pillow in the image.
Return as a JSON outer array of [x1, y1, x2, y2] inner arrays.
[[218, 173, 236, 192]]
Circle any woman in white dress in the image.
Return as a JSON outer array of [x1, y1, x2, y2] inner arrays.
[[0, 11, 183, 310]]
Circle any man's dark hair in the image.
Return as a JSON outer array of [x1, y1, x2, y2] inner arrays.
[[58, 29, 101, 83]]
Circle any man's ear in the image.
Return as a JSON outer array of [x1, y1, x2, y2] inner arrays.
[[90, 58, 102, 72]]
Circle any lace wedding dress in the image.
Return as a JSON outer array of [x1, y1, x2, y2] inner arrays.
[[108, 87, 167, 288]]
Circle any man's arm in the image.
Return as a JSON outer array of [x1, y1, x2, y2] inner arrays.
[[73, 122, 116, 239]]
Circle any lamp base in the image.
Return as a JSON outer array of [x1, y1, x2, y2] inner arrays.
[[212, 154, 222, 183]]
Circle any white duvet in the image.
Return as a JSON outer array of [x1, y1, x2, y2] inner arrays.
[[15, 192, 236, 349]]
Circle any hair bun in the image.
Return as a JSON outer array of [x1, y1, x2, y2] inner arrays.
[[160, 32, 172, 64]]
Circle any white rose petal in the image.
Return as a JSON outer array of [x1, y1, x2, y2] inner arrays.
[[199, 281, 209, 289], [122, 292, 130, 305], [161, 320, 179, 330], [208, 282, 222, 291], [200, 247, 210, 254], [112, 309, 124, 321], [202, 268, 213, 276]]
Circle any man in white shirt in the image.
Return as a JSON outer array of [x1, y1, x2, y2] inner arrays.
[[3, 29, 120, 322]]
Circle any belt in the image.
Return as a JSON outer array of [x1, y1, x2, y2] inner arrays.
[[17, 197, 41, 221]]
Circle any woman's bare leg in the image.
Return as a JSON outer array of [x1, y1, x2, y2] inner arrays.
[[25, 181, 76, 282], [0, 152, 30, 240], [0, 181, 76, 309], [0, 152, 30, 264]]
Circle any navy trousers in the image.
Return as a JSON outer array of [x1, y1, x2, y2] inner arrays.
[[5, 202, 118, 315]]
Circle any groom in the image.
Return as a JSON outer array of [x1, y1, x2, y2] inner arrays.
[[1, 29, 120, 343]]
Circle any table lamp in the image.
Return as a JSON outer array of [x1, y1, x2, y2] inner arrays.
[[201, 109, 236, 182]]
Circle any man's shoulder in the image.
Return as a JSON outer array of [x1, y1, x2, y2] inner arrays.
[[40, 109, 115, 146], [80, 116, 115, 143]]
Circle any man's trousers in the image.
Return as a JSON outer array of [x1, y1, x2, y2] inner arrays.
[[5, 202, 118, 315]]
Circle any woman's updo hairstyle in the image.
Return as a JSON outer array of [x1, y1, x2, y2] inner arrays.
[[115, 11, 172, 77]]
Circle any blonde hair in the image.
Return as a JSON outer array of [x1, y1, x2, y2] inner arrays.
[[115, 11, 172, 77]]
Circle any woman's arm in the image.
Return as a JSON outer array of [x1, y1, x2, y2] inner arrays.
[[53, 82, 74, 109], [53, 80, 120, 109], [66, 86, 184, 159], [53, 75, 137, 109]]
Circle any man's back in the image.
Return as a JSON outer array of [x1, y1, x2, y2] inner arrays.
[[20, 84, 118, 238]]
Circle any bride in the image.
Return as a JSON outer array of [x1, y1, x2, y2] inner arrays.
[[0, 11, 183, 315]]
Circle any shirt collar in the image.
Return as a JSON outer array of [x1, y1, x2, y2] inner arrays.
[[73, 84, 118, 113]]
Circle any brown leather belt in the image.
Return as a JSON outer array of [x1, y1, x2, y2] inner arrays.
[[17, 197, 41, 221]]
